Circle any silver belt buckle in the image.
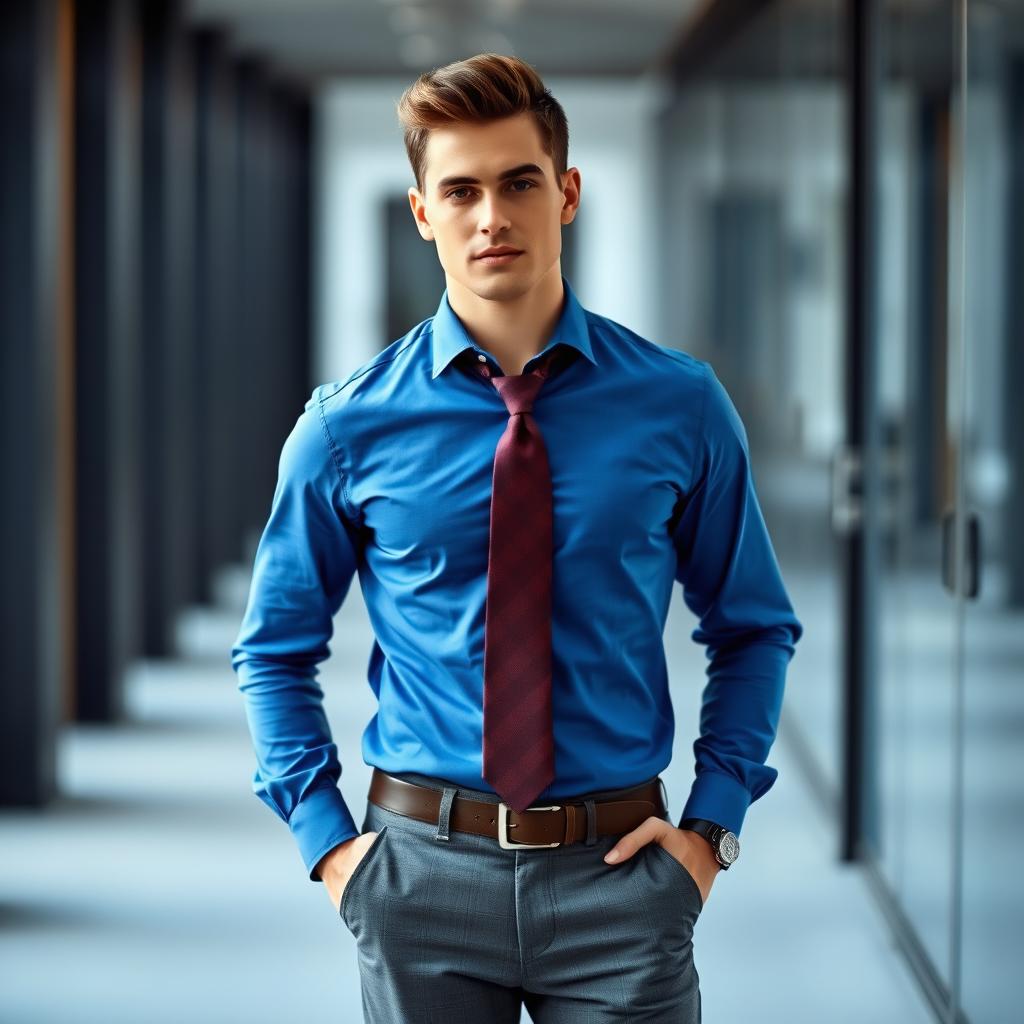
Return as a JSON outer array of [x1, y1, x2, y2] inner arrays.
[[497, 802, 562, 849]]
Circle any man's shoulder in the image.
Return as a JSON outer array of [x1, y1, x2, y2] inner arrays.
[[304, 319, 433, 413], [584, 308, 709, 389]]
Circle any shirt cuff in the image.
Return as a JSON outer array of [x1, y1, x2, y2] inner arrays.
[[678, 769, 752, 836], [288, 785, 361, 882]]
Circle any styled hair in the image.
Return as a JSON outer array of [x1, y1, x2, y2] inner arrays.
[[396, 53, 569, 195]]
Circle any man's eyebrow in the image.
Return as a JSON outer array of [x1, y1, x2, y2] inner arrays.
[[435, 163, 546, 192]]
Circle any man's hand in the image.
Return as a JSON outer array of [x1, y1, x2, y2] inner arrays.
[[316, 833, 381, 913], [603, 816, 721, 906]]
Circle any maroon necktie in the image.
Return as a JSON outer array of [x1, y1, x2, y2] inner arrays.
[[467, 347, 565, 814]]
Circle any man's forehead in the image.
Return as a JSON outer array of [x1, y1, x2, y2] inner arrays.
[[424, 117, 548, 188]]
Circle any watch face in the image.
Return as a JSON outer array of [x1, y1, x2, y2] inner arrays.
[[719, 831, 740, 864]]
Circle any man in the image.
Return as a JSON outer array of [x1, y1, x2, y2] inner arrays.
[[231, 52, 802, 1022]]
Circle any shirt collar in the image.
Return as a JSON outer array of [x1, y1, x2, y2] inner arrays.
[[430, 274, 598, 380]]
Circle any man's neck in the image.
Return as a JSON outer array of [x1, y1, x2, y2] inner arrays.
[[446, 265, 565, 376]]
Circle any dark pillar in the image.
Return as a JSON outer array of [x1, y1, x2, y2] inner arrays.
[[842, 0, 882, 861], [235, 63, 315, 550], [73, 0, 143, 720], [285, 90, 314, 421], [139, 0, 198, 655], [0, 0, 69, 802], [236, 61, 275, 546], [194, 28, 242, 597], [267, 84, 315, 482]]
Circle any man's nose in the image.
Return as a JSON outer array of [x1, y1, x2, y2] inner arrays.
[[478, 192, 512, 233]]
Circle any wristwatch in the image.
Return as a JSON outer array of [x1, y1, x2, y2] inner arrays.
[[679, 817, 740, 870]]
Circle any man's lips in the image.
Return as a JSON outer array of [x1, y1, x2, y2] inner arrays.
[[474, 249, 524, 264], [474, 245, 523, 257]]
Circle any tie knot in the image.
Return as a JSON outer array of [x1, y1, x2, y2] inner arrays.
[[468, 346, 564, 415], [492, 373, 544, 415]]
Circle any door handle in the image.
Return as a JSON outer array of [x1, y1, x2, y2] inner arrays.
[[965, 511, 981, 599], [830, 444, 862, 535], [940, 507, 982, 599]]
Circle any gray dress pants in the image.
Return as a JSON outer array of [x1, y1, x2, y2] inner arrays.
[[339, 771, 703, 1023]]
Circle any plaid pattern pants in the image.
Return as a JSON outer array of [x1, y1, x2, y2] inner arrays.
[[339, 772, 703, 1023]]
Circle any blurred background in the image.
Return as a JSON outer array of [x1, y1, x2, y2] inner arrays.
[[1, 0, 1021, 1021]]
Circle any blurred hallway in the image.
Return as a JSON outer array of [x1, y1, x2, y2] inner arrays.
[[3, 1, 1022, 1021]]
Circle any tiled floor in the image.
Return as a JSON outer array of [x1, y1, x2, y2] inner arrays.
[[0, 568, 935, 1023]]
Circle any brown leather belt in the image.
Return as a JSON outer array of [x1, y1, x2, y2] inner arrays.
[[367, 768, 668, 849]]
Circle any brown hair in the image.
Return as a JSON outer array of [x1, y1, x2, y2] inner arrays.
[[396, 53, 569, 195]]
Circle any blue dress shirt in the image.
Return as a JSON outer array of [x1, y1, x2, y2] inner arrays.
[[230, 274, 804, 880]]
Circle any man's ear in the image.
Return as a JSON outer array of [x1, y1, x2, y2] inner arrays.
[[559, 167, 581, 226], [408, 187, 435, 241]]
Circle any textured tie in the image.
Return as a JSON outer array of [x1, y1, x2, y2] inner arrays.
[[467, 346, 565, 814]]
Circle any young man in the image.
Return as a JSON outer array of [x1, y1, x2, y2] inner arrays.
[[231, 53, 802, 1022]]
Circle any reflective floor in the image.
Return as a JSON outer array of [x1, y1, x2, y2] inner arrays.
[[0, 567, 934, 1023]]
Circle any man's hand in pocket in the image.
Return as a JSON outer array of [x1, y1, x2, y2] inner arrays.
[[602, 816, 721, 907], [316, 833, 381, 912]]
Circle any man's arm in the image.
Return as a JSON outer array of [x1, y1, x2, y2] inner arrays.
[[671, 362, 804, 838], [230, 385, 364, 881]]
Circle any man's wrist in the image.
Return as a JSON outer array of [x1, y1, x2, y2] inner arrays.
[[685, 827, 716, 853], [678, 825, 720, 864], [315, 836, 356, 879], [678, 816, 740, 870]]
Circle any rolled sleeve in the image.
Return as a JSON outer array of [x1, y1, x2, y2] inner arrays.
[[672, 363, 804, 836], [230, 386, 363, 880]]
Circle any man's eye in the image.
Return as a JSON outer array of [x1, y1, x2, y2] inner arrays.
[[446, 180, 535, 201]]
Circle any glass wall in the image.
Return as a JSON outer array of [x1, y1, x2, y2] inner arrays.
[[659, 1, 1024, 1020], [872, 0, 961, 994], [958, 1, 1024, 1020], [872, 2, 1024, 1018]]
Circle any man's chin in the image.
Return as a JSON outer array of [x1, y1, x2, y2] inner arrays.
[[460, 268, 533, 303]]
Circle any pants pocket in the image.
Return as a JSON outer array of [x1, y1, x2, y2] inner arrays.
[[339, 824, 390, 931], [647, 841, 704, 917]]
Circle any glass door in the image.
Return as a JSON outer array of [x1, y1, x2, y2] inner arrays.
[[870, 0, 963, 1007], [956, 1, 1024, 1020]]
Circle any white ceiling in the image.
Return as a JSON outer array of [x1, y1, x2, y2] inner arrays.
[[184, 0, 703, 85]]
